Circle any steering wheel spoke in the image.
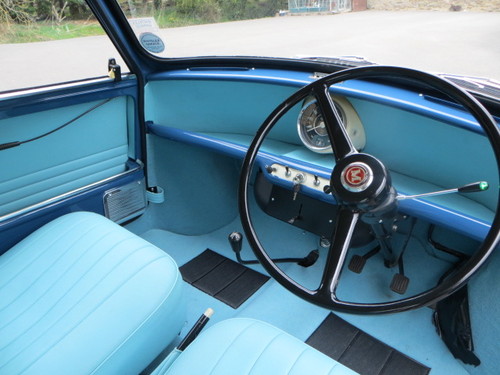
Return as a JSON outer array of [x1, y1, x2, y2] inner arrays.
[[313, 83, 357, 161], [317, 208, 359, 302]]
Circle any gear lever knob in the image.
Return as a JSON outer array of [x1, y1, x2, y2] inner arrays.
[[228, 232, 243, 254]]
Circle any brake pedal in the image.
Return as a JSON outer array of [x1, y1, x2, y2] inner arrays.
[[390, 273, 410, 294], [348, 245, 380, 274]]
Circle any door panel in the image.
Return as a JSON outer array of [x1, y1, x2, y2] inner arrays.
[[0, 79, 143, 254], [0, 96, 128, 215], [0, 96, 130, 216]]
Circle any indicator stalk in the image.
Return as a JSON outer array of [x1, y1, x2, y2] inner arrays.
[[397, 181, 489, 201]]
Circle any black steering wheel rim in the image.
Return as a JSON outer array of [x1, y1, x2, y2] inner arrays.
[[239, 65, 500, 314]]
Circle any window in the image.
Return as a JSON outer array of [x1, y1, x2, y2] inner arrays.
[[0, 1, 128, 92]]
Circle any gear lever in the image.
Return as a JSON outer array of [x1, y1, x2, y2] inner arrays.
[[228, 231, 244, 255], [228, 231, 319, 267]]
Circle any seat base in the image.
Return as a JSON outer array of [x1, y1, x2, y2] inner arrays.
[[0, 212, 184, 375], [162, 318, 358, 375]]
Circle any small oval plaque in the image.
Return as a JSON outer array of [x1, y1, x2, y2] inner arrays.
[[139, 32, 165, 53]]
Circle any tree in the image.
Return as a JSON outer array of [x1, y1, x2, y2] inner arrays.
[[0, 0, 33, 25]]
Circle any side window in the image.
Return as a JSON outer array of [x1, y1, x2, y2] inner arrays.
[[0, 1, 128, 92]]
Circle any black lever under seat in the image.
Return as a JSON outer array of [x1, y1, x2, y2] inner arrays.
[[228, 232, 319, 268]]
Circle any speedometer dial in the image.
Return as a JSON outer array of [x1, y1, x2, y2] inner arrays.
[[297, 99, 344, 153], [297, 96, 366, 153]]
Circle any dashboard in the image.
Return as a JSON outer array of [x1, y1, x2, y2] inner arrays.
[[145, 68, 499, 242]]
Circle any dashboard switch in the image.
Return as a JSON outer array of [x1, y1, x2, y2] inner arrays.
[[267, 163, 329, 196]]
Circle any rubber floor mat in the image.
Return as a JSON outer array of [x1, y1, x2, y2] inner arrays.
[[179, 249, 269, 309], [307, 313, 430, 375]]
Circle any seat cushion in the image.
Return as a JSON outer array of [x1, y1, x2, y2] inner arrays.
[[0, 212, 184, 375], [164, 318, 358, 375]]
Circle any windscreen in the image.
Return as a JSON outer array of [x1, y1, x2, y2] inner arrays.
[[116, 0, 500, 80]]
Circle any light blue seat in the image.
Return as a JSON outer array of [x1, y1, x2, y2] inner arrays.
[[0, 212, 184, 375], [161, 318, 358, 375], [0, 212, 356, 375]]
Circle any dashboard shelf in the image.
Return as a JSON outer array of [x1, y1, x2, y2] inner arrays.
[[148, 122, 494, 241]]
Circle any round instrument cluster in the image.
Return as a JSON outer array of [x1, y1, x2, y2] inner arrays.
[[297, 96, 366, 153]]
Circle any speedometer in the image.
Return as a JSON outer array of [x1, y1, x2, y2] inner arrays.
[[297, 96, 366, 153]]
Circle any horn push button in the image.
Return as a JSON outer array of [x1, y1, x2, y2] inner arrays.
[[330, 154, 393, 208]]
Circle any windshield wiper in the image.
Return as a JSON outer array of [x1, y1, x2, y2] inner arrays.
[[438, 74, 500, 100]]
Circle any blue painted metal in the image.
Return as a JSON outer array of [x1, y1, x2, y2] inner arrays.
[[145, 73, 498, 213], [148, 69, 313, 88], [148, 69, 499, 134], [0, 78, 138, 118], [148, 123, 491, 241], [144, 79, 302, 142]]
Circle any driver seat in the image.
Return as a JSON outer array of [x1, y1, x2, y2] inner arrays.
[[0, 212, 357, 375]]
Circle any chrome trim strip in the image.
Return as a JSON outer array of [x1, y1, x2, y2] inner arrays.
[[0, 166, 142, 223]]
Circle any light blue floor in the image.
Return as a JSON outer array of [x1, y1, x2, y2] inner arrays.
[[132, 210, 469, 375]]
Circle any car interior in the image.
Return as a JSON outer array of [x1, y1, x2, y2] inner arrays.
[[0, 1, 499, 374]]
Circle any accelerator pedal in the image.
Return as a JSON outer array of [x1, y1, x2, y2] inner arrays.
[[390, 251, 410, 294]]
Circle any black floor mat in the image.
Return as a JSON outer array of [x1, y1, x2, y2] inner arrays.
[[307, 313, 430, 375], [179, 249, 269, 309]]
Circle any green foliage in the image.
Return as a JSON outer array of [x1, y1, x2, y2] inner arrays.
[[1, 0, 282, 44], [227, 0, 279, 20], [0, 0, 33, 25], [0, 21, 104, 43], [173, 0, 280, 21], [0, 0, 100, 43], [2, 0, 281, 26], [175, 0, 222, 22], [218, 0, 246, 19], [123, 0, 280, 24], [0, 0, 93, 24]]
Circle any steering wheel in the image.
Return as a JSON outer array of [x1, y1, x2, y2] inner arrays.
[[239, 66, 500, 314]]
